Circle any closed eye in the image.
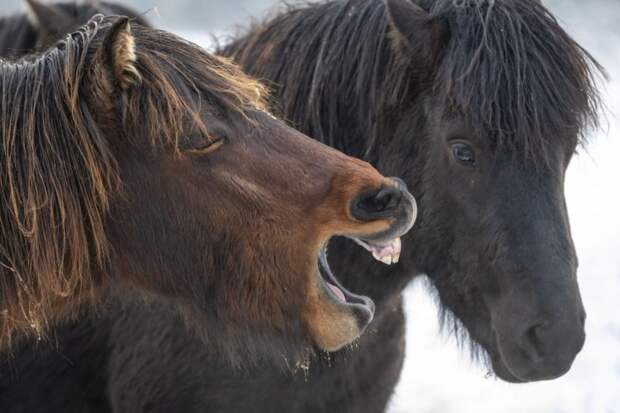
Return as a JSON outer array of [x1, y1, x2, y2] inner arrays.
[[184, 137, 226, 156]]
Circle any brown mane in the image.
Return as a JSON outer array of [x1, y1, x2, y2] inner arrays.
[[0, 15, 266, 346]]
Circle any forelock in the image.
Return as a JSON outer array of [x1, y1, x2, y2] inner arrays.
[[427, 0, 605, 163]]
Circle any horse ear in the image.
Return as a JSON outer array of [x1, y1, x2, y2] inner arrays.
[[90, 17, 141, 92], [25, 0, 72, 33], [385, 0, 448, 67]]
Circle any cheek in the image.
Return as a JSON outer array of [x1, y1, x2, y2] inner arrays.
[[213, 146, 288, 196], [110, 157, 220, 283]]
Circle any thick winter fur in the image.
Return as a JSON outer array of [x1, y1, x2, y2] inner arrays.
[[222, 0, 602, 162], [0, 16, 121, 345], [0, 291, 407, 413], [0, 11, 413, 363], [218, 0, 603, 398], [1, 0, 604, 412], [0, 14, 265, 346]]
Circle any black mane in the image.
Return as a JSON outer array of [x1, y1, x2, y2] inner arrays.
[[223, 0, 604, 162], [423, 0, 604, 160]]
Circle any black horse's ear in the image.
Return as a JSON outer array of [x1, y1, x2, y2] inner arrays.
[[90, 17, 141, 93], [385, 0, 448, 67], [25, 0, 72, 32]]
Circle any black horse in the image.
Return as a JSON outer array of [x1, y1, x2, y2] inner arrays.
[[0, 0, 148, 57], [220, 0, 603, 387], [0, 1, 605, 412]]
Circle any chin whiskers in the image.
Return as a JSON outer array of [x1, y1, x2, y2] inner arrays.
[[420, 276, 492, 372]]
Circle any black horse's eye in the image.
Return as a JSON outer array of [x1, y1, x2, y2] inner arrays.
[[451, 142, 477, 167]]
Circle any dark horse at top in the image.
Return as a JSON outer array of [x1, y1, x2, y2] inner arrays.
[[0, 0, 603, 412], [0, 0, 149, 57], [0, 8, 419, 363]]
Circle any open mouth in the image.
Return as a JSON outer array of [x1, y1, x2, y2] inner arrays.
[[350, 236, 402, 265], [316, 247, 375, 320]]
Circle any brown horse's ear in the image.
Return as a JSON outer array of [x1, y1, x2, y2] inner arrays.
[[385, 0, 449, 67], [83, 17, 141, 125], [90, 17, 141, 93], [25, 0, 72, 32]]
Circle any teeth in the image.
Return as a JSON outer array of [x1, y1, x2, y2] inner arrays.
[[380, 255, 393, 265], [372, 250, 399, 266], [351, 237, 402, 266]]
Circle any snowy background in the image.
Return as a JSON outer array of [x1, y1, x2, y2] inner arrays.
[[2, 0, 618, 412]]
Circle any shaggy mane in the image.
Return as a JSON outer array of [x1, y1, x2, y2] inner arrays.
[[222, 0, 604, 163], [422, 0, 605, 161], [0, 14, 266, 347]]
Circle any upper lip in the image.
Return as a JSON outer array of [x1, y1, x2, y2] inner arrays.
[[347, 187, 416, 266]]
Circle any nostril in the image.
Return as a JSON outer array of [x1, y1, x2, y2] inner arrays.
[[372, 187, 401, 211], [352, 186, 402, 221], [523, 323, 548, 361]]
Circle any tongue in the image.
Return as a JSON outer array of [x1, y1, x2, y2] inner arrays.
[[327, 282, 346, 303]]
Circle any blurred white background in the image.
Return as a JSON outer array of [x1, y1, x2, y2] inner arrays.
[[2, 0, 618, 411]]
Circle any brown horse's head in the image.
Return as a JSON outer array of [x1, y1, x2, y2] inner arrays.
[[0, 16, 416, 361]]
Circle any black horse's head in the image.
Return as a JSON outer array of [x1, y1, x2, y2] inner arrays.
[[23, 0, 148, 51], [384, 0, 603, 382]]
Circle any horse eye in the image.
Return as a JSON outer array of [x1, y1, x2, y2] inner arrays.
[[182, 136, 227, 156], [451, 142, 477, 167]]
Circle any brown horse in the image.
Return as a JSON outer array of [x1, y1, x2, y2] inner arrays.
[[0, 14, 416, 362]]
